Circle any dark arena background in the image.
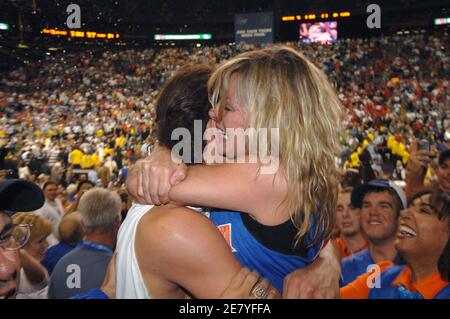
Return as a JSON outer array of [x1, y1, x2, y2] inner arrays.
[[0, 0, 449, 306]]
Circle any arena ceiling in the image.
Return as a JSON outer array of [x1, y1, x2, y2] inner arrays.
[[1, 0, 448, 28]]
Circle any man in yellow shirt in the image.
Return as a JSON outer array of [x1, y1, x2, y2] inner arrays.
[[115, 135, 126, 149], [70, 146, 84, 169]]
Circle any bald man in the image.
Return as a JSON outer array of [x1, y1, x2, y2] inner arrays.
[[42, 212, 84, 274], [59, 212, 83, 243]]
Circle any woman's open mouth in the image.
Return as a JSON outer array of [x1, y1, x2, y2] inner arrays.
[[398, 224, 417, 238]]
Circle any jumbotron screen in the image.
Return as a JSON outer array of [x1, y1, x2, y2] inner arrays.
[[299, 21, 338, 44]]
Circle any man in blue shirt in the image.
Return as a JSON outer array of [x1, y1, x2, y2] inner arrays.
[[341, 179, 407, 286], [48, 188, 122, 299]]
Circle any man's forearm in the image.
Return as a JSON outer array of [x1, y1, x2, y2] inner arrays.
[[405, 166, 426, 200]]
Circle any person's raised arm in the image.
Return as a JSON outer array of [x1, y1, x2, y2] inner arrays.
[[169, 163, 287, 221], [126, 145, 287, 223], [405, 139, 433, 200]]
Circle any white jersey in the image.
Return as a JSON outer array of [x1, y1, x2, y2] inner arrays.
[[116, 203, 152, 299], [116, 203, 203, 299]]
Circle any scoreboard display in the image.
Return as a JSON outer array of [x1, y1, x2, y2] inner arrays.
[[299, 21, 338, 44]]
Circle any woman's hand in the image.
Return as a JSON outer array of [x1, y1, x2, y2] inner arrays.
[[126, 144, 187, 205], [407, 139, 434, 173], [220, 267, 279, 299], [65, 189, 86, 214]]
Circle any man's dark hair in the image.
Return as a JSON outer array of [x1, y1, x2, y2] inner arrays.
[[341, 170, 362, 189], [77, 180, 94, 193], [155, 64, 212, 164], [42, 181, 57, 190], [438, 149, 450, 167]]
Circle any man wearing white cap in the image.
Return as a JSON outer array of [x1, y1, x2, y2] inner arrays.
[[340, 179, 407, 286]]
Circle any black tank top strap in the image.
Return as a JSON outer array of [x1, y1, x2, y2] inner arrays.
[[240, 212, 309, 258]]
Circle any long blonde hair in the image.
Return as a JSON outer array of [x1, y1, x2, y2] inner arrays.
[[208, 45, 343, 246]]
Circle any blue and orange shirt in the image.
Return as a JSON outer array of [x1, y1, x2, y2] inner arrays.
[[207, 210, 322, 293], [341, 262, 450, 299], [341, 248, 376, 286], [334, 237, 368, 260]]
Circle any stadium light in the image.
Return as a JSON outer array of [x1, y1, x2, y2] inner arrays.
[[154, 34, 212, 40], [434, 17, 450, 25], [70, 31, 85, 37], [282, 11, 350, 22], [0, 23, 10, 31], [41, 28, 120, 40]]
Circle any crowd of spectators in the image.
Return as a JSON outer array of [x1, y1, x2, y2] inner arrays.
[[0, 29, 448, 298]]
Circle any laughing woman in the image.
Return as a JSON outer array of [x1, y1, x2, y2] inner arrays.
[[341, 189, 450, 299]]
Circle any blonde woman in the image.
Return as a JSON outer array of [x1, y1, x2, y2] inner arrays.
[[12, 212, 52, 299], [127, 46, 343, 297]]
